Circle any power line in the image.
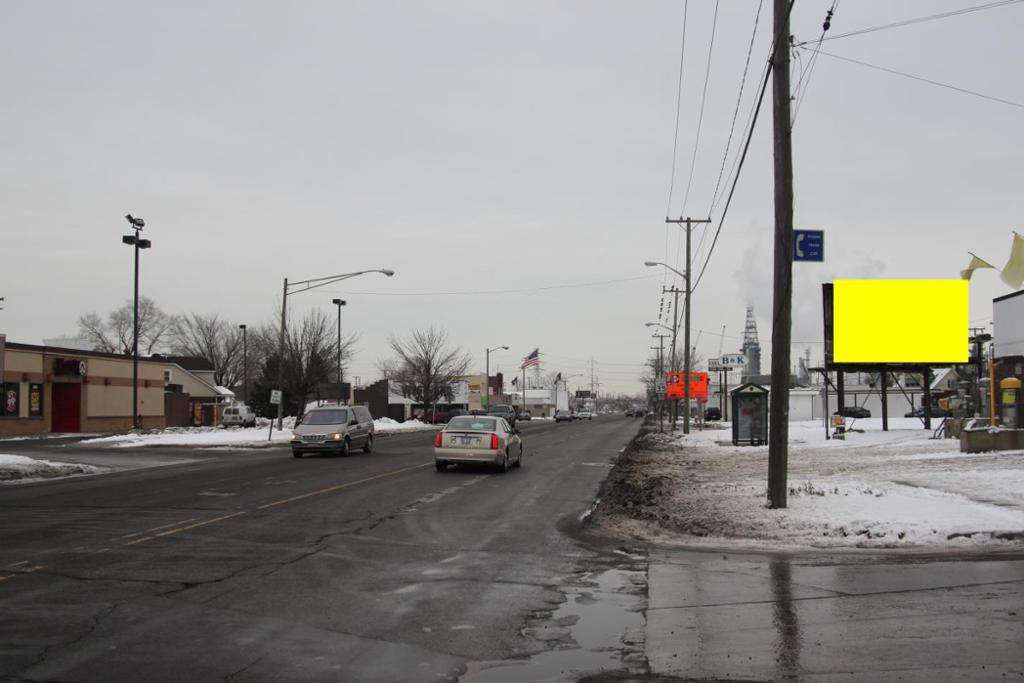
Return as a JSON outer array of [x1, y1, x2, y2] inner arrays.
[[333, 274, 660, 297], [804, 47, 1024, 111], [679, 0, 722, 219], [674, 2, 721, 281], [791, 0, 840, 126], [692, 0, 795, 292], [692, 48, 773, 291], [794, 0, 1024, 46], [664, 1, 690, 218], [709, 0, 765, 213]]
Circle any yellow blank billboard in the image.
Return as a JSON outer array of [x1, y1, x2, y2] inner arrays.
[[833, 280, 968, 364]]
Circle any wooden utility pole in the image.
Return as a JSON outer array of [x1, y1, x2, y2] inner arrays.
[[663, 285, 683, 430], [665, 217, 711, 434], [767, 0, 794, 509]]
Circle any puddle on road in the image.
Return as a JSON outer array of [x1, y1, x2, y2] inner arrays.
[[460, 567, 646, 683]]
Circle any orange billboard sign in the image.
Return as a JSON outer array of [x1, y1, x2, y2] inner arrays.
[[665, 372, 708, 401]]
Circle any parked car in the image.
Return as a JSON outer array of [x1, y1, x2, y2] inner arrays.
[[221, 404, 256, 428], [448, 408, 470, 420], [486, 404, 518, 427], [518, 411, 532, 421], [434, 415, 523, 472], [704, 406, 722, 421], [904, 406, 952, 418], [291, 405, 375, 458], [555, 410, 574, 423], [577, 411, 593, 421], [834, 406, 871, 419], [412, 408, 450, 424]]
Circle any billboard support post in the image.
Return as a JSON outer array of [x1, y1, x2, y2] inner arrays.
[[881, 372, 889, 431]]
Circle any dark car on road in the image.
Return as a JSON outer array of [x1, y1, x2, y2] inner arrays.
[[555, 410, 574, 423], [486, 404, 518, 428], [704, 406, 722, 421], [834, 406, 871, 419]]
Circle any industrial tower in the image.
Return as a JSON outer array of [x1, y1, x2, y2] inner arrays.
[[741, 305, 762, 376]]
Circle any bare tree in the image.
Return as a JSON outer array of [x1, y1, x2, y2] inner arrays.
[[76, 297, 174, 355], [248, 310, 356, 418], [383, 327, 471, 407], [77, 312, 117, 353], [170, 313, 244, 388]]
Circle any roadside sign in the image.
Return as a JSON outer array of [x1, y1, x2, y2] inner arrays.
[[719, 353, 747, 369], [794, 229, 824, 262], [688, 372, 709, 401], [666, 372, 708, 400], [655, 379, 667, 394], [708, 358, 725, 372], [270, 390, 282, 405]]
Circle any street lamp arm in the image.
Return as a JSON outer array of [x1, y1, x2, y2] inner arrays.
[[643, 261, 687, 282], [286, 269, 395, 294]]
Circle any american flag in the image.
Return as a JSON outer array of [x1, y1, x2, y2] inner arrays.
[[520, 348, 540, 369]]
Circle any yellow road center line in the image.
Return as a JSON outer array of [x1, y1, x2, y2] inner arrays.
[[124, 511, 248, 546], [120, 517, 200, 539], [257, 463, 432, 511]]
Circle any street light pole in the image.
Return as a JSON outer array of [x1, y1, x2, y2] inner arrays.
[[122, 214, 150, 430], [239, 324, 247, 405], [332, 299, 347, 404], [485, 345, 509, 409], [275, 269, 394, 429]]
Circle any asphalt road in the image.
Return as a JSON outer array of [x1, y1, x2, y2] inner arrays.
[[0, 416, 640, 682], [3, 417, 1024, 682]]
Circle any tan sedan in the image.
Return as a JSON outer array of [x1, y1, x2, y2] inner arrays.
[[433, 415, 523, 472]]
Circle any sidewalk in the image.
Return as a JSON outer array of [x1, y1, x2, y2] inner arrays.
[[641, 547, 1024, 681]]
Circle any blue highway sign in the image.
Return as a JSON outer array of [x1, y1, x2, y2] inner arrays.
[[794, 229, 824, 262]]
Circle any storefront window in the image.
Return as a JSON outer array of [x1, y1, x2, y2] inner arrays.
[[2, 383, 20, 417], [29, 383, 43, 417]]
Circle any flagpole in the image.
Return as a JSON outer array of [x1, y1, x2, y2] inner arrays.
[[522, 366, 526, 416]]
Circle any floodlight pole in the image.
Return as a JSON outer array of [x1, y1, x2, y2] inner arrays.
[[122, 214, 150, 431], [239, 324, 248, 404]]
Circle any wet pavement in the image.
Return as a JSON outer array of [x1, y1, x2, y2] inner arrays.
[[644, 549, 1024, 681], [461, 564, 646, 682]]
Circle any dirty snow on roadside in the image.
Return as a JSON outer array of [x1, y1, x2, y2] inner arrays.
[[78, 417, 439, 449], [0, 454, 100, 482], [588, 419, 1024, 550]]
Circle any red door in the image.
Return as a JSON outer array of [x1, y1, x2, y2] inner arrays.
[[51, 383, 81, 433]]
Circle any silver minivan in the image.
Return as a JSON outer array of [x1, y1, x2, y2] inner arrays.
[[291, 405, 375, 458]]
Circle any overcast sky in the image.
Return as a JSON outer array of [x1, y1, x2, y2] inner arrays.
[[2, 1, 1021, 394]]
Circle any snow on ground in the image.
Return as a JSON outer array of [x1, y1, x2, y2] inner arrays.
[[589, 418, 1024, 551], [78, 417, 439, 449], [0, 454, 100, 482]]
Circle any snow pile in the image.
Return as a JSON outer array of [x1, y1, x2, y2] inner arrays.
[[0, 454, 100, 482], [78, 416, 438, 448], [589, 419, 1024, 550], [371, 418, 439, 433]]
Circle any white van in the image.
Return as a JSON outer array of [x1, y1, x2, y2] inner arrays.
[[222, 404, 257, 428]]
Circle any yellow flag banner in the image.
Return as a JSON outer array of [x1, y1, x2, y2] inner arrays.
[[960, 253, 996, 281], [1000, 232, 1024, 289]]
